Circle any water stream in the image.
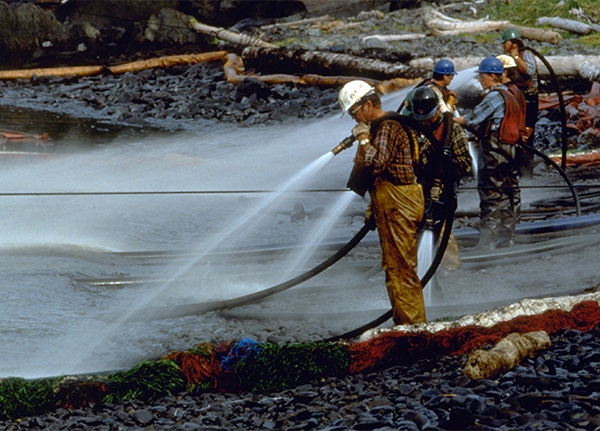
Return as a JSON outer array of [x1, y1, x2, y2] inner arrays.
[[1, 78, 590, 379]]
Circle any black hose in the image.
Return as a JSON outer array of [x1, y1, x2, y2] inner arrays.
[[162, 220, 375, 318], [520, 143, 581, 217], [523, 47, 569, 170]]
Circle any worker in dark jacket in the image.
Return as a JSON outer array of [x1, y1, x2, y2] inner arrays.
[[410, 86, 472, 271]]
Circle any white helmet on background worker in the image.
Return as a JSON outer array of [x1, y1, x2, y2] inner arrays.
[[496, 54, 517, 69], [338, 80, 375, 114]]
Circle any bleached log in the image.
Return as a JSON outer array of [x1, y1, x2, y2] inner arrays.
[[504, 24, 562, 44], [423, 7, 510, 36], [260, 15, 331, 29], [464, 331, 551, 380], [409, 55, 600, 79], [361, 34, 426, 45], [423, 7, 562, 44], [242, 47, 424, 81], [190, 19, 278, 48], [536, 17, 593, 35]]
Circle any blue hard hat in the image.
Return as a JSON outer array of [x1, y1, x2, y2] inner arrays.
[[433, 59, 457, 75], [478, 56, 504, 74]]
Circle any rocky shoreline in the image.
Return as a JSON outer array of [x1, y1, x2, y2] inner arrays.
[[3, 324, 600, 430], [2, 1, 600, 430], [0, 0, 598, 138]]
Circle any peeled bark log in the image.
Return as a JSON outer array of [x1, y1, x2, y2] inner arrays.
[[224, 53, 386, 88], [502, 24, 562, 45], [536, 17, 593, 35], [242, 47, 424, 81], [361, 34, 426, 45], [423, 7, 510, 36], [260, 15, 331, 30], [190, 19, 278, 48], [409, 55, 600, 78], [422, 7, 561, 44], [464, 331, 551, 380]]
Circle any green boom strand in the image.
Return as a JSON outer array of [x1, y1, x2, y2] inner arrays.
[[103, 359, 186, 404], [233, 342, 350, 393]]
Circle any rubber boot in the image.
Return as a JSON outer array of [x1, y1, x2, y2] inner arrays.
[[495, 226, 515, 249], [472, 227, 496, 252]]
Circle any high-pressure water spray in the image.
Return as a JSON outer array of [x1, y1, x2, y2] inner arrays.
[[331, 135, 356, 155]]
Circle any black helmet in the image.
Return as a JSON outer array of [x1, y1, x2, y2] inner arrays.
[[411, 86, 438, 121]]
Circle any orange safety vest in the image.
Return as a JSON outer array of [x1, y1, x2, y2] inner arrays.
[[481, 88, 527, 145]]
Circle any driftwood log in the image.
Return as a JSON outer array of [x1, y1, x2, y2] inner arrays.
[[536, 17, 594, 35], [423, 7, 509, 36], [190, 19, 278, 49], [361, 34, 426, 45], [223, 52, 417, 91], [464, 331, 551, 380], [409, 55, 600, 79], [260, 15, 331, 30], [242, 47, 424, 81], [423, 7, 562, 44]]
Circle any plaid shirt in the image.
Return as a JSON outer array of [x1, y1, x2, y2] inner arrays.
[[464, 85, 507, 132], [364, 119, 417, 186], [522, 50, 538, 96]]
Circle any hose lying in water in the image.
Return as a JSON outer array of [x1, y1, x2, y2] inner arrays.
[[149, 220, 375, 320], [520, 142, 581, 216]]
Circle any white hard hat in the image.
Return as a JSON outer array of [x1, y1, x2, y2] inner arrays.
[[338, 80, 375, 114], [496, 54, 516, 69]]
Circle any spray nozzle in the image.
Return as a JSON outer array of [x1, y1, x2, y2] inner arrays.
[[331, 135, 356, 155]]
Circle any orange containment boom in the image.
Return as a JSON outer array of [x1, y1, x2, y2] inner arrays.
[[0, 52, 228, 80]]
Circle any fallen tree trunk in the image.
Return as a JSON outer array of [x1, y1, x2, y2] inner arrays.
[[502, 24, 562, 45], [361, 34, 426, 45], [223, 52, 416, 91], [423, 7, 562, 44], [464, 331, 551, 380], [409, 55, 600, 78], [242, 47, 425, 81], [190, 19, 278, 48], [260, 15, 331, 30], [536, 17, 593, 35], [423, 7, 509, 36]]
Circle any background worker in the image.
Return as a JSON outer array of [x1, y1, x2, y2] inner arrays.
[[410, 86, 472, 271], [338, 80, 426, 325], [502, 27, 539, 177], [455, 57, 523, 250], [400, 58, 458, 116], [496, 53, 528, 234]]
